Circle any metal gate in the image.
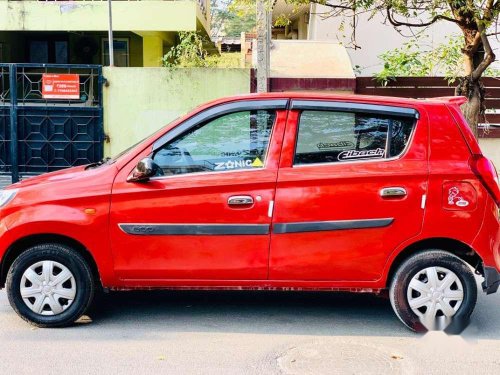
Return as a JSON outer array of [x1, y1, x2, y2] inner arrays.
[[0, 63, 104, 184]]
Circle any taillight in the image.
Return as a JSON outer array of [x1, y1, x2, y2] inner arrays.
[[471, 155, 500, 206]]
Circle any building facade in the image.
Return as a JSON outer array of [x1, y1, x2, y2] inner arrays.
[[0, 0, 211, 67], [271, 0, 500, 75]]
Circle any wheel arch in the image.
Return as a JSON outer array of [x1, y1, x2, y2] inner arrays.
[[0, 233, 101, 289], [385, 237, 483, 287]]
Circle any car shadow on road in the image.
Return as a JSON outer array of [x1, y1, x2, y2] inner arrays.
[[85, 290, 416, 338], [84, 289, 499, 340]]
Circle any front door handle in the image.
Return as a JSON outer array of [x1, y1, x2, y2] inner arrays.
[[228, 195, 254, 206], [380, 187, 407, 197]]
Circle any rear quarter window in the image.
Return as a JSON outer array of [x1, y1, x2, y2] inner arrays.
[[294, 110, 415, 165]]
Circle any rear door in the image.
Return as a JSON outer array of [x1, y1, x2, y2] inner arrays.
[[269, 100, 429, 281]]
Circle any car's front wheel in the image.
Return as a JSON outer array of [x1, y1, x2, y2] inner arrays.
[[6, 243, 95, 328], [389, 250, 477, 333]]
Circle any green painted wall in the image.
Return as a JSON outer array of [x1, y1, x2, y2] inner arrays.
[[142, 35, 164, 67], [102, 67, 251, 156], [0, 1, 201, 33]]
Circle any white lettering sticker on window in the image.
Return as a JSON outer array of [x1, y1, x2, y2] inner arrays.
[[337, 148, 385, 161]]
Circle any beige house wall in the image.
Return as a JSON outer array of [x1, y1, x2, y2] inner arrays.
[[307, 4, 500, 75], [479, 139, 500, 169]]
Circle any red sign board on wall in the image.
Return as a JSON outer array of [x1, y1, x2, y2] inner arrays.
[[42, 73, 80, 99]]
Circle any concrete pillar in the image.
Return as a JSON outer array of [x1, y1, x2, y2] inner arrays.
[[256, 0, 269, 92], [142, 35, 163, 67], [298, 14, 308, 40]]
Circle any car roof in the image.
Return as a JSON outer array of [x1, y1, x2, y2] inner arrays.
[[204, 92, 466, 108]]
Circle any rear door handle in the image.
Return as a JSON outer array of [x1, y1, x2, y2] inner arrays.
[[380, 187, 407, 197], [228, 195, 254, 206]]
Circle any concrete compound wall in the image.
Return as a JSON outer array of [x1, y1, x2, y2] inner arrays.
[[102, 67, 251, 156]]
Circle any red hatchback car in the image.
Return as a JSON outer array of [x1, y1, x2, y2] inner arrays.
[[0, 93, 499, 330]]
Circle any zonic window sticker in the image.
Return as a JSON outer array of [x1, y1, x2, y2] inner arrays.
[[214, 157, 264, 171]]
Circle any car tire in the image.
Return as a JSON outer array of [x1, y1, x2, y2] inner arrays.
[[6, 243, 95, 328], [389, 250, 477, 334]]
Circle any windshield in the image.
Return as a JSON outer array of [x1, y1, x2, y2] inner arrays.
[[112, 118, 181, 161], [109, 136, 148, 162], [87, 118, 181, 169]]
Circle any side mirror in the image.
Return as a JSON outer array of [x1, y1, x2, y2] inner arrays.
[[127, 157, 161, 182]]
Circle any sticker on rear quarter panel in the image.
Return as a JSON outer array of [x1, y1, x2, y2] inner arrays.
[[442, 182, 477, 211]]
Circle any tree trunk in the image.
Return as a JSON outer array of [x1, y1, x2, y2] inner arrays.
[[455, 77, 485, 138], [456, 26, 492, 139]]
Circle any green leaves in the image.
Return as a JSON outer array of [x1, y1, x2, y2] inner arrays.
[[163, 32, 241, 68], [375, 32, 499, 84], [163, 32, 210, 68], [213, 0, 256, 37], [374, 35, 463, 84]]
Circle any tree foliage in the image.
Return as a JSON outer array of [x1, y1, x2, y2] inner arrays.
[[163, 32, 241, 68], [163, 32, 210, 68], [211, 0, 256, 39], [375, 35, 500, 84]]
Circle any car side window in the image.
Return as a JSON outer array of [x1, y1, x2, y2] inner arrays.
[[294, 110, 415, 165], [153, 110, 276, 176]]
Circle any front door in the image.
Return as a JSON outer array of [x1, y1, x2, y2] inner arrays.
[[110, 100, 288, 281], [269, 100, 429, 282]]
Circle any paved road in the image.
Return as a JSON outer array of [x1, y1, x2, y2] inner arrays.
[[0, 287, 498, 374]]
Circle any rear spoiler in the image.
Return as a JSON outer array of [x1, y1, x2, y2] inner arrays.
[[431, 96, 468, 106]]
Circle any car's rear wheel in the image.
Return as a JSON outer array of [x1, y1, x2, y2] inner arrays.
[[389, 250, 477, 333], [6, 243, 95, 328]]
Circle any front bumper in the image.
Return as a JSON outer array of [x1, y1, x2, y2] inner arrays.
[[482, 266, 500, 294]]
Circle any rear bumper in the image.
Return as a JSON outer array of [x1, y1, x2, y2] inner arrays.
[[483, 266, 500, 294], [471, 197, 500, 286]]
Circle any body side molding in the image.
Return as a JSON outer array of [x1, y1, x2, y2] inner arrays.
[[119, 223, 270, 236], [273, 218, 394, 234]]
